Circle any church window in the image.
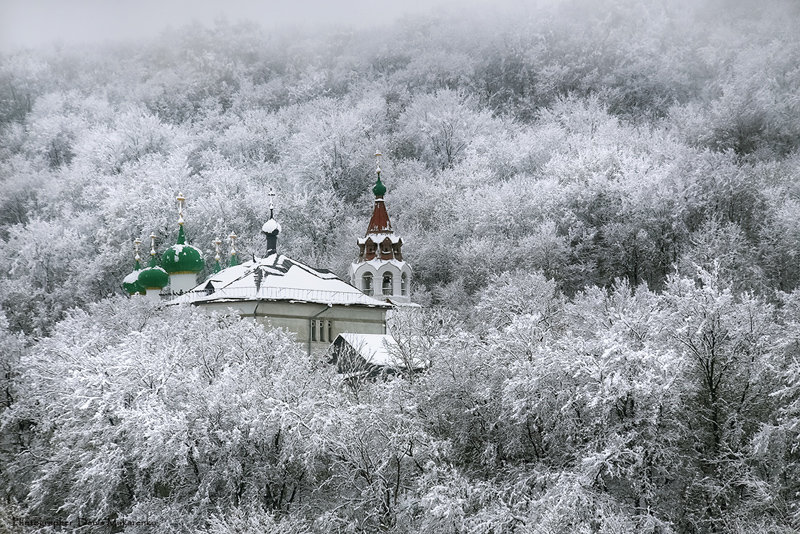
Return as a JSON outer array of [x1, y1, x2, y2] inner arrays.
[[319, 320, 325, 342], [311, 319, 317, 341], [362, 273, 373, 295], [328, 320, 333, 342], [401, 273, 408, 295], [382, 272, 393, 295]]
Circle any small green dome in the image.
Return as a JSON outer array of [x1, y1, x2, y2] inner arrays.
[[122, 268, 145, 295], [138, 256, 169, 289], [161, 225, 205, 274], [372, 176, 386, 197]]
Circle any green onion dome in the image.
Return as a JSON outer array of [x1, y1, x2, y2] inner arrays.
[[122, 260, 146, 295], [161, 225, 205, 274], [138, 256, 169, 289], [372, 176, 387, 197]]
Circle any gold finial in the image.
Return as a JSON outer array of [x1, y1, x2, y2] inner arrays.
[[134, 238, 142, 262], [149, 233, 157, 256], [268, 187, 275, 216], [177, 193, 185, 226], [375, 150, 382, 177], [214, 238, 222, 262], [229, 232, 237, 255]]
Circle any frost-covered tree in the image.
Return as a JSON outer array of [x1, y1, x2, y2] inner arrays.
[[397, 90, 496, 171], [654, 268, 784, 531], [3, 299, 328, 530]]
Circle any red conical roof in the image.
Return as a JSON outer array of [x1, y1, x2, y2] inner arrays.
[[366, 197, 393, 235]]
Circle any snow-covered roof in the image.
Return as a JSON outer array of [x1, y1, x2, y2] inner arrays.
[[170, 253, 391, 308], [386, 298, 421, 308], [262, 219, 281, 234], [358, 234, 402, 245], [122, 270, 142, 284], [166, 243, 201, 255], [363, 258, 408, 270], [335, 333, 428, 369]]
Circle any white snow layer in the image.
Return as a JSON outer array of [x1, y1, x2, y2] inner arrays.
[[357, 234, 402, 245], [337, 333, 427, 369], [171, 253, 390, 307], [169, 244, 201, 256], [262, 219, 281, 234], [123, 270, 142, 284]]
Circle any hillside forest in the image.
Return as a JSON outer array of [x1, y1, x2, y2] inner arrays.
[[2, 0, 800, 532]]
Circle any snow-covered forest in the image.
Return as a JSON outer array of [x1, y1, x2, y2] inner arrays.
[[2, 0, 800, 532]]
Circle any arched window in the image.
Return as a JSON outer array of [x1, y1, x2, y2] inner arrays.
[[362, 273, 373, 295], [382, 272, 393, 295], [401, 273, 408, 295]]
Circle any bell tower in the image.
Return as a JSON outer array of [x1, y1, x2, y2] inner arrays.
[[349, 151, 412, 303]]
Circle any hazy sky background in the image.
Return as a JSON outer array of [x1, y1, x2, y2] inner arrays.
[[0, 0, 496, 52]]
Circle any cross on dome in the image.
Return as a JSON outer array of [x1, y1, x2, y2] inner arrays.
[[350, 149, 412, 304], [229, 232, 239, 267], [372, 150, 387, 198], [123, 238, 146, 296], [262, 187, 281, 255], [177, 193, 185, 226], [268, 187, 276, 215], [366, 149, 391, 233], [137, 233, 169, 294], [214, 238, 222, 273]]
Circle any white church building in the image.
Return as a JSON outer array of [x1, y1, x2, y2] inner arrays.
[[123, 153, 416, 364]]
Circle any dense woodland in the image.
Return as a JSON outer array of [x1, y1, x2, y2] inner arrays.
[[1, 0, 800, 532]]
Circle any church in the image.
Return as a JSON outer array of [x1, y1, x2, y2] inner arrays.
[[122, 153, 415, 363]]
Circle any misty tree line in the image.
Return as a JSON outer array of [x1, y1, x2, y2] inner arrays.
[[1, 0, 799, 532]]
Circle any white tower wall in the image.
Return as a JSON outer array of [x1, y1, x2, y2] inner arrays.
[[144, 289, 162, 300], [169, 273, 198, 294], [350, 261, 412, 303]]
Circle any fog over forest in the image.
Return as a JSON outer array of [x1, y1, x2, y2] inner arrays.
[[1, 0, 800, 532]]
